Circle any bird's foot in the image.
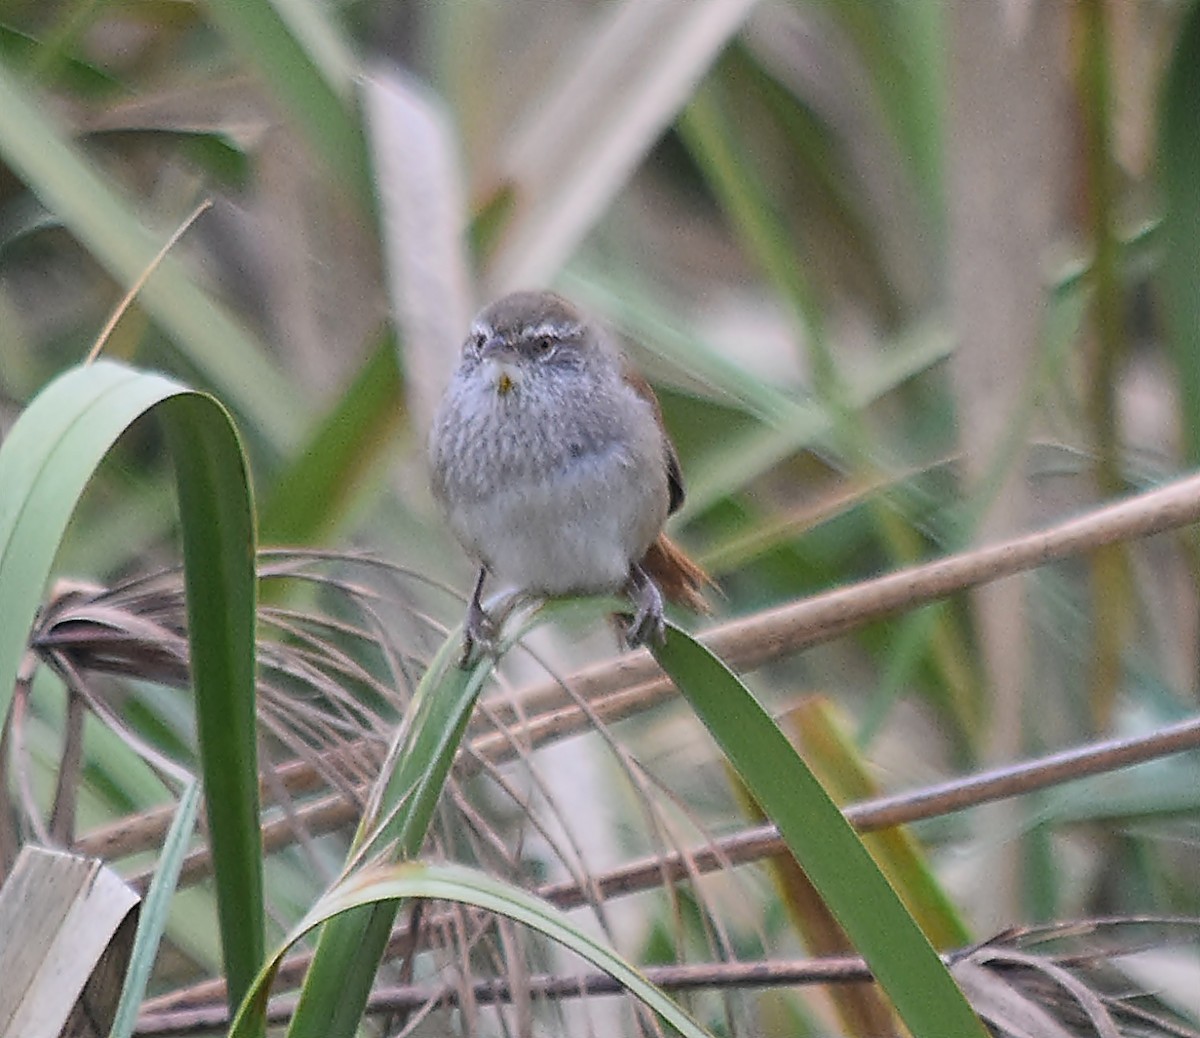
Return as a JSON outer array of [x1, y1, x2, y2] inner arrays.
[[461, 597, 500, 668], [623, 565, 667, 649], [460, 567, 500, 668]]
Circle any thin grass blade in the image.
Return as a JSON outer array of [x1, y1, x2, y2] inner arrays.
[[280, 598, 621, 1037], [1158, 0, 1200, 465], [232, 860, 713, 1038], [284, 632, 493, 1037], [108, 780, 201, 1038]]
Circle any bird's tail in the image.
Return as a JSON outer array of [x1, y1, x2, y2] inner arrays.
[[640, 534, 712, 613]]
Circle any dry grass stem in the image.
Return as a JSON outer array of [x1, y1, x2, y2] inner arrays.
[[85, 199, 213, 364], [538, 709, 1200, 910], [136, 711, 1200, 1017], [135, 919, 1200, 1036], [69, 472, 1200, 881], [502, 468, 1200, 726]]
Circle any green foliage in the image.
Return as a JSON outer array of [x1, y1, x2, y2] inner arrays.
[[0, 362, 262, 1017], [1160, 0, 1200, 466], [287, 628, 494, 1037], [652, 626, 986, 1037]]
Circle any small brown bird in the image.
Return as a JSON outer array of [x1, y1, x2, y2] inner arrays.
[[428, 289, 708, 659]]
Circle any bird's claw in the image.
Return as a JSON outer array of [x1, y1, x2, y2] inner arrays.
[[623, 567, 666, 649], [459, 567, 501, 668], [461, 595, 499, 668]]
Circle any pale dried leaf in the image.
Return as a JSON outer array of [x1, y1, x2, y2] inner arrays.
[[363, 65, 474, 433], [1118, 948, 1200, 1025], [484, 0, 762, 296], [952, 959, 1078, 1038], [0, 847, 139, 1038]]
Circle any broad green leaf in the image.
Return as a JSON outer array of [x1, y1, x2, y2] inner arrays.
[[162, 391, 263, 1014], [652, 624, 988, 1038], [787, 698, 971, 948], [0, 362, 177, 724], [0, 360, 262, 1022]]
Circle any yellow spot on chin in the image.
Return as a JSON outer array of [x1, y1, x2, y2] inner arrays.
[[496, 372, 514, 395]]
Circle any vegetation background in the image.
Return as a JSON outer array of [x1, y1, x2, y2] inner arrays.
[[1, 0, 1200, 1035]]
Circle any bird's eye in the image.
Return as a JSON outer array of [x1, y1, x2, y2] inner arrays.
[[533, 336, 557, 356], [466, 333, 486, 356]]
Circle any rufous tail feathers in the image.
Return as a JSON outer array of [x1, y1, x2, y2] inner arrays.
[[640, 534, 712, 613]]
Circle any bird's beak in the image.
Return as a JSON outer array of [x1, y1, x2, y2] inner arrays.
[[479, 340, 521, 396]]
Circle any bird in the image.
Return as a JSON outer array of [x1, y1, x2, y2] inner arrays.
[[428, 289, 708, 661]]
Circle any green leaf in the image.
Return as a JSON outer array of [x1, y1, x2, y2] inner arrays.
[[258, 329, 404, 546], [108, 781, 202, 1038], [231, 861, 714, 1038], [0, 360, 263, 1023], [283, 630, 495, 1037], [162, 392, 263, 1013], [0, 362, 177, 724], [278, 598, 621, 1038], [1159, 0, 1200, 465], [785, 699, 971, 949], [651, 624, 988, 1038], [202, 0, 371, 210]]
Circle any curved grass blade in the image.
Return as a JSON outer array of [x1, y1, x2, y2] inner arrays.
[[284, 629, 494, 1037], [0, 362, 178, 723], [232, 860, 712, 1038], [651, 623, 989, 1038], [0, 360, 262, 1022], [282, 597, 622, 1038], [160, 390, 263, 1013]]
